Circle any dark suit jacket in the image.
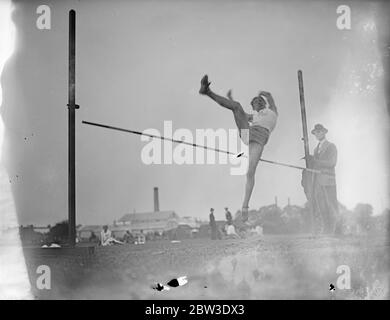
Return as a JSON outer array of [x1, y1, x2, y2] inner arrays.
[[209, 213, 216, 227], [313, 140, 337, 186]]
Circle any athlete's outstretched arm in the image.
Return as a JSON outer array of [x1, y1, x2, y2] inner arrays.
[[259, 91, 278, 115], [227, 89, 234, 101]]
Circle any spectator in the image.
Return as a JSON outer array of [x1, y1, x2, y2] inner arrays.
[[123, 230, 133, 243], [100, 225, 123, 246], [209, 208, 218, 240], [307, 124, 339, 235], [225, 207, 233, 225], [89, 231, 98, 242], [226, 224, 240, 239], [135, 230, 146, 245]]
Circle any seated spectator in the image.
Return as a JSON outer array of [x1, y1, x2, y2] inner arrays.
[[100, 225, 124, 246], [123, 230, 133, 244], [255, 225, 263, 236], [225, 207, 233, 225], [249, 225, 263, 236], [89, 231, 98, 242], [135, 230, 146, 245], [226, 224, 240, 239]]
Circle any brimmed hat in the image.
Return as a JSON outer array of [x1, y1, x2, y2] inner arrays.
[[311, 124, 328, 134]]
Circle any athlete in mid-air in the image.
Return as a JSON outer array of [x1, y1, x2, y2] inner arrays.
[[199, 75, 278, 222]]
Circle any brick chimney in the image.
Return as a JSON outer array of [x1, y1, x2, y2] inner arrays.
[[154, 187, 160, 212]]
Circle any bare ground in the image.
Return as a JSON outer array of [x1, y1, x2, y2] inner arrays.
[[24, 234, 389, 300]]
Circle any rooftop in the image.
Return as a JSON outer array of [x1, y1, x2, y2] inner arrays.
[[118, 210, 178, 223]]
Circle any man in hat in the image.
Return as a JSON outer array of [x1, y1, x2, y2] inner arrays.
[[307, 124, 339, 235], [209, 208, 218, 240]]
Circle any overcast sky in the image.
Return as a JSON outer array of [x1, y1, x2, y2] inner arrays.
[[1, 0, 389, 226]]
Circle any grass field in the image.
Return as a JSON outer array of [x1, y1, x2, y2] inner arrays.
[[24, 234, 389, 300]]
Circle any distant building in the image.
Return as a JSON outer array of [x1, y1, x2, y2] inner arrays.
[[198, 220, 226, 238], [117, 187, 180, 235], [118, 211, 179, 235], [176, 216, 201, 238], [33, 226, 51, 234], [174, 217, 200, 239], [19, 225, 45, 245], [178, 216, 201, 229], [78, 225, 104, 241]]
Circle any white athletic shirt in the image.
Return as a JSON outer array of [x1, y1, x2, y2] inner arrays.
[[251, 108, 278, 132], [100, 229, 112, 245]]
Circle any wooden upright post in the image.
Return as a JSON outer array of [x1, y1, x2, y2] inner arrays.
[[298, 70, 310, 168], [298, 70, 315, 223], [68, 10, 79, 247]]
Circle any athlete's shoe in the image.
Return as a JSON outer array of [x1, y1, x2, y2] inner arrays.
[[199, 75, 211, 95]]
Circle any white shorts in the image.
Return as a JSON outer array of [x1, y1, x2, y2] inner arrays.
[[240, 126, 270, 146]]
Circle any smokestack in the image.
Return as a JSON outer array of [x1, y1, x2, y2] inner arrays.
[[154, 187, 160, 212], [274, 196, 278, 207]]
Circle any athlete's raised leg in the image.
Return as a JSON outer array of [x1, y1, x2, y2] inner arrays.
[[242, 142, 264, 221], [199, 75, 249, 133]]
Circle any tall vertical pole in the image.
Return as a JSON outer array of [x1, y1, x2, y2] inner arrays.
[[298, 70, 314, 225], [153, 187, 160, 212], [68, 10, 78, 247], [297, 70, 310, 167]]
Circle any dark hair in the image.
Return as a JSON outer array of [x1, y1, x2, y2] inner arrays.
[[252, 95, 266, 107], [257, 95, 266, 105]]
